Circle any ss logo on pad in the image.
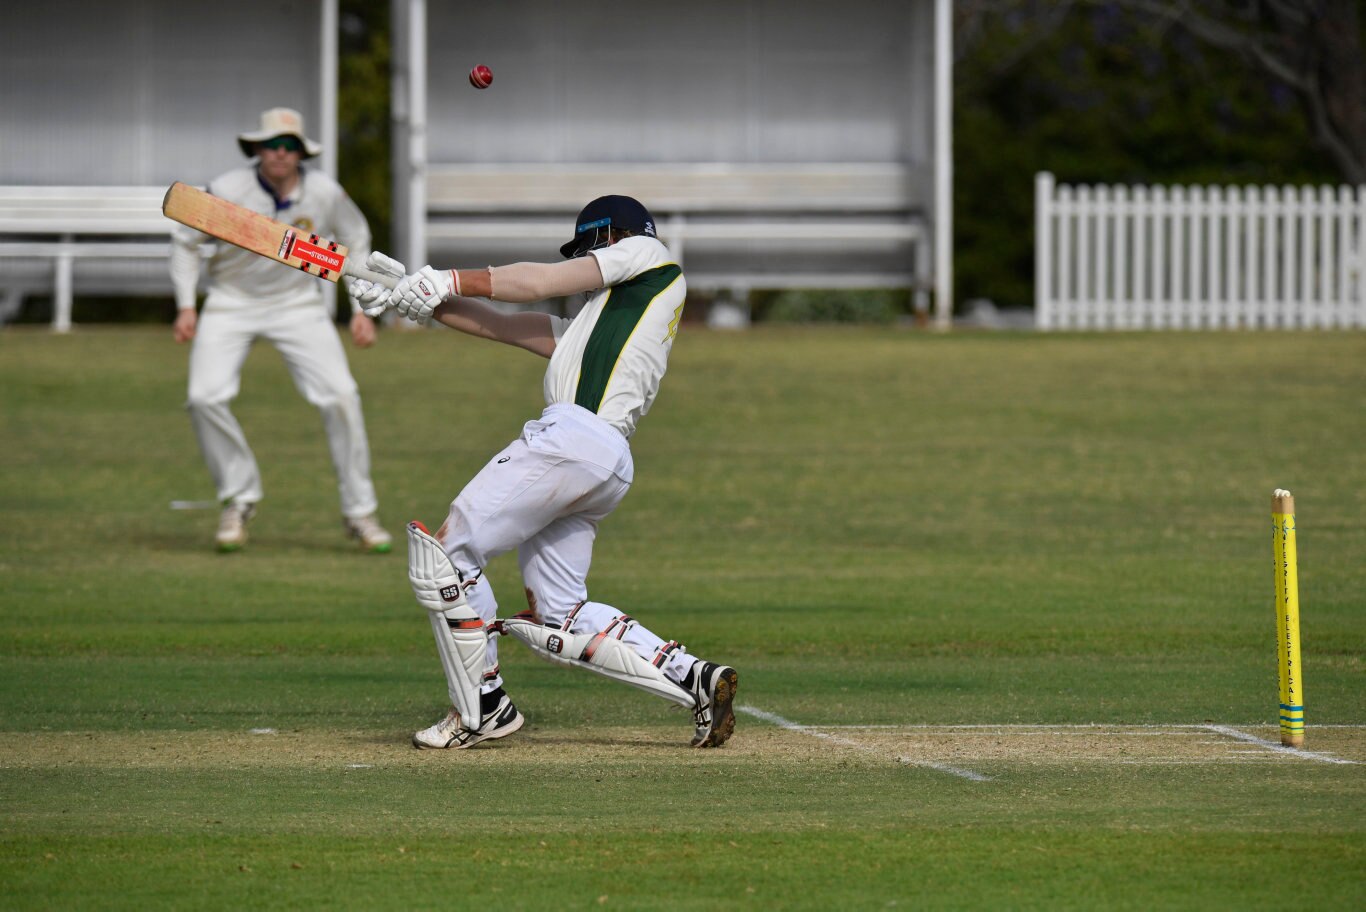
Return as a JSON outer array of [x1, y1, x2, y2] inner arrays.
[[440, 585, 462, 602], [547, 634, 564, 654]]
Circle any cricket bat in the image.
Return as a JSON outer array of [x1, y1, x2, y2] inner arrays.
[[161, 181, 398, 288]]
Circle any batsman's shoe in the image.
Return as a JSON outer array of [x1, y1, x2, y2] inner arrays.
[[215, 502, 256, 552], [345, 514, 393, 553], [411, 689, 524, 750], [689, 661, 739, 748]]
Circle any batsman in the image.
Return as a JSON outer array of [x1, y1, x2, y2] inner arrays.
[[349, 195, 739, 750]]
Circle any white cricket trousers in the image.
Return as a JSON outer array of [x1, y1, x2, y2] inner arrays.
[[436, 403, 697, 693], [186, 303, 378, 518]]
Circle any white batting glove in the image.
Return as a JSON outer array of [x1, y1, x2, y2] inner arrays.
[[348, 251, 407, 317], [392, 265, 456, 323]]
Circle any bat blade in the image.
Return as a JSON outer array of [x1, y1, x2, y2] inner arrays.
[[161, 182, 396, 287]]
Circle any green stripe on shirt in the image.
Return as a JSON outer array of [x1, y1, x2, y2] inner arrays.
[[574, 264, 682, 414]]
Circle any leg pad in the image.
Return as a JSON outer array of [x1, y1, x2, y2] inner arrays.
[[502, 617, 693, 708], [409, 521, 484, 730]]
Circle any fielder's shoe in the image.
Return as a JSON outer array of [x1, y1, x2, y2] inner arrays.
[[344, 514, 393, 553], [688, 661, 739, 748], [215, 502, 256, 552], [411, 688, 524, 750]]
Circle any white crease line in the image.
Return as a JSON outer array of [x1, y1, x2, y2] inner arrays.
[[738, 705, 992, 782], [1203, 725, 1358, 765], [1117, 759, 1277, 765], [814, 723, 1366, 731]]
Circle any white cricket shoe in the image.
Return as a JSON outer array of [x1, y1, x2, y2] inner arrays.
[[345, 514, 393, 553], [412, 690, 524, 750], [215, 503, 256, 552], [689, 661, 739, 748]]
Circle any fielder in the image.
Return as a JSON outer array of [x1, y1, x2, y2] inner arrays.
[[170, 108, 392, 554], [349, 195, 738, 749]]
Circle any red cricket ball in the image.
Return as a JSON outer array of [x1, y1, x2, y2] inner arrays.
[[469, 65, 493, 90]]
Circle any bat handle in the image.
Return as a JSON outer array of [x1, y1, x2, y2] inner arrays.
[[343, 262, 401, 289]]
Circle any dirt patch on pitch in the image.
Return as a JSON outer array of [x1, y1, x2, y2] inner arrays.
[[776, 724, 1366, 767], [2, 724, 1361, 771], [0, 725, 826, 771]]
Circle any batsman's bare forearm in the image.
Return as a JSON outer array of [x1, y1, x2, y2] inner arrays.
[[453, 257, 604, 304], [432, 297, 558, 358]]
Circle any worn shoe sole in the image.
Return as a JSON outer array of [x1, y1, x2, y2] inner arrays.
[[692, 667, 738, 748]]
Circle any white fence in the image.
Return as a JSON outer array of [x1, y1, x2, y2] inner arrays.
[[1035, 171, 1366, 330]]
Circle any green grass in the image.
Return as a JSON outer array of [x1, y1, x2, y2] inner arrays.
[[1, 326, 1364, 909]]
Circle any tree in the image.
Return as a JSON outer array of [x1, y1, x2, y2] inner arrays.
[[958, 1, 1366, 182], [1114, 0, 1365, 183], [952, 1, 1353, 308], [337, 2, 393, 252]]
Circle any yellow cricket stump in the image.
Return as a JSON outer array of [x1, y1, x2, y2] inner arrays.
[[1272, 489, 1303, 748]]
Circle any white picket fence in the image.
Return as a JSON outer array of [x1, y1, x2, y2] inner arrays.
[[1035, 171, 1366, 330]]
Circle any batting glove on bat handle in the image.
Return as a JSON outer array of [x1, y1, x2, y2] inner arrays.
[[392, 265, 455, 323], [348, 274, 400, 318], [347, 251, 407, 317]]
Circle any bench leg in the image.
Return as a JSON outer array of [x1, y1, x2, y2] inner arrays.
[[53, 247, 74, 333], [913, 236, 932, 327]]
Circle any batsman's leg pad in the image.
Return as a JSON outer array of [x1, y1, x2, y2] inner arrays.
[[408, 521, 484, 730], [501, 617, 694, 708], [408, 520, 471, 612]]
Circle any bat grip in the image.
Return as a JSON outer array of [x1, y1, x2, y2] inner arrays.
[[343, 263, 402, 289]]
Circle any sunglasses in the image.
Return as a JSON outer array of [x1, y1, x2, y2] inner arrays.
[[259, 136, 303, 153]]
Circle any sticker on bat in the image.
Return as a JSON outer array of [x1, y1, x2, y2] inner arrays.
[[287, 235, 345, 275]]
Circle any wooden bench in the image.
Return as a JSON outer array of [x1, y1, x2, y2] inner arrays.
[[423, 163, 932, 310], [0, 186, 175, 331]]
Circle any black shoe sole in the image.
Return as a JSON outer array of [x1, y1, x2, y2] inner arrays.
[[692, 668, 738, 748]]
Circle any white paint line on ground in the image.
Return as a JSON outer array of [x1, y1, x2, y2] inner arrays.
[[738, 705, 992, 782], [1203, 725, 1359, 765], [814, 722, 1366, 732], [1116, 759, 1279, 766], [737, 715, 1362, 769]]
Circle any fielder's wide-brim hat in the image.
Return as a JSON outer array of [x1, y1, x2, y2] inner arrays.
[[560, 195, 658, 258], [237, 107, 323, 159]]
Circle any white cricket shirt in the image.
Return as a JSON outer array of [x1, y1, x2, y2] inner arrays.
[[543, 237, 687, 440]]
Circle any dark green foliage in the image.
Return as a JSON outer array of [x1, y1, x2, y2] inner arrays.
[[337, 2, 392, 253], [9, 295, 177, 326], [955, 5, 1345, 310], [755, 288, 908, 324]]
